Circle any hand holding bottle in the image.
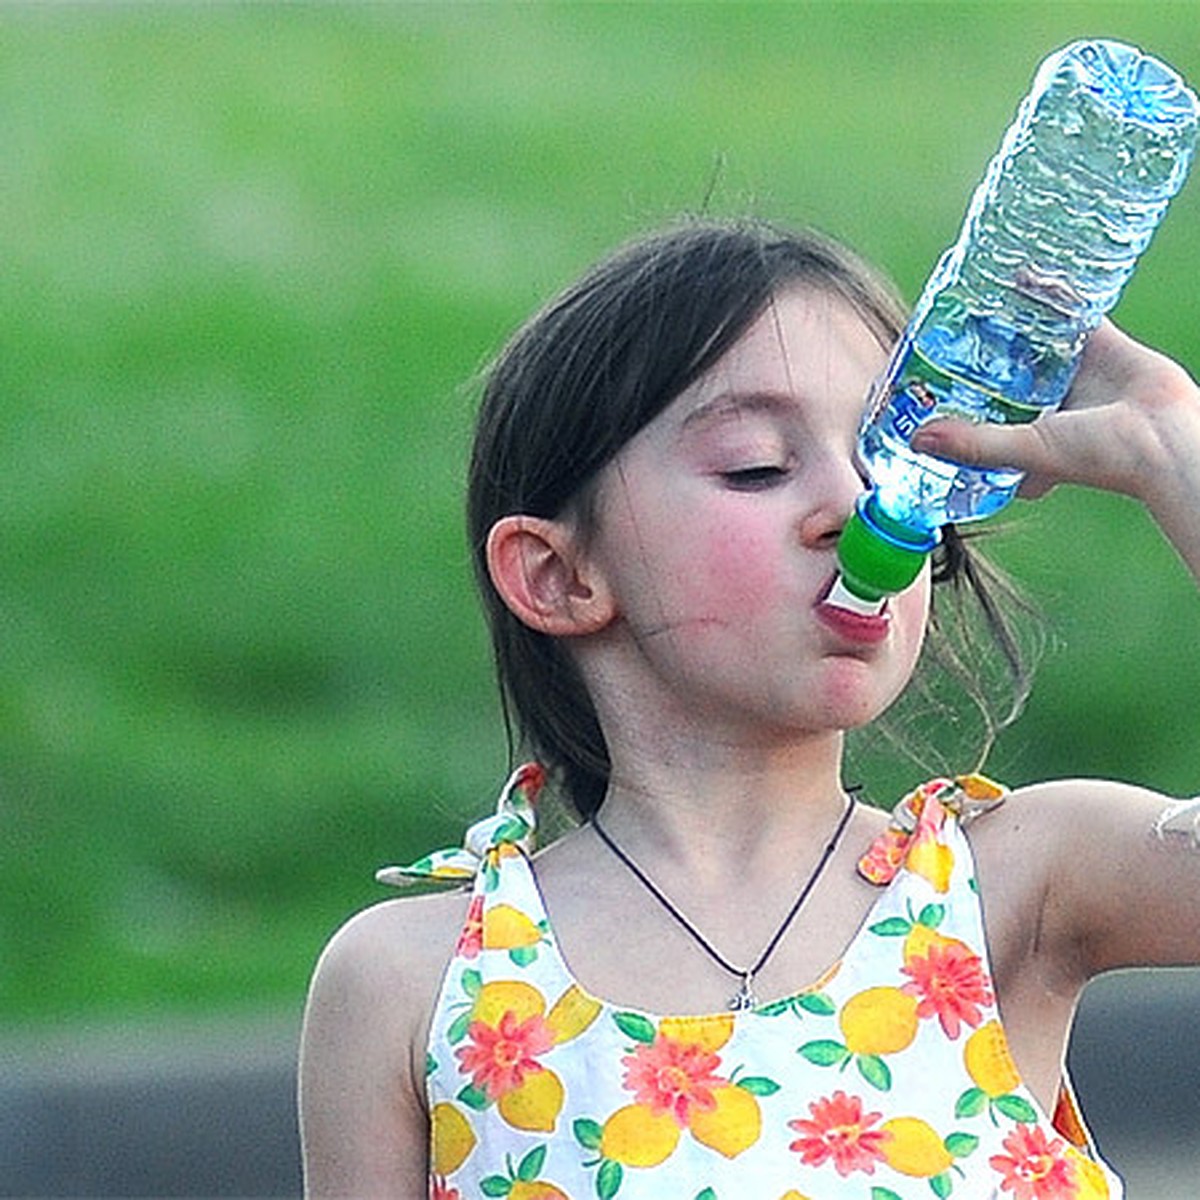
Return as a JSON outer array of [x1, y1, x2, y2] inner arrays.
[[911, 320, 1200, 579]]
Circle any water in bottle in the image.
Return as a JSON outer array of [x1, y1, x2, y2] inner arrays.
[[833, 39, 1198, 611]]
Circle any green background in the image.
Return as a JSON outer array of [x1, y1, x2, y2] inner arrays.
[[4, 2, 1199, 1028]]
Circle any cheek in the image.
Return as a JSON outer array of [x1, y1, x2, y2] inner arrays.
[[677, 523, 782, 617]]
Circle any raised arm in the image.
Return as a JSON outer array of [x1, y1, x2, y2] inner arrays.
[[912, 321, 1200, 975]]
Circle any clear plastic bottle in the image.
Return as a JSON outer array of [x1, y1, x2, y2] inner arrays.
[[833, 39, 1198, 611]]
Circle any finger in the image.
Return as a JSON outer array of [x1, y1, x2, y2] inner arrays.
[[909, 417, 1052, 477]]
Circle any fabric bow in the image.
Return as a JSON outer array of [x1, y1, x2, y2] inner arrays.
[[375, 762, 544, 888], [856, 773, 1007, 886]]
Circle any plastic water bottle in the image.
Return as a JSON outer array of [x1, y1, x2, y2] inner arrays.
[[833, 39, 1198, 612]]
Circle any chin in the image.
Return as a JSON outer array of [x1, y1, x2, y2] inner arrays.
[[813, 661, 905, 730]]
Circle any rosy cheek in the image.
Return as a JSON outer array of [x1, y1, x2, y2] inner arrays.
[[683, 525, 779, 618]]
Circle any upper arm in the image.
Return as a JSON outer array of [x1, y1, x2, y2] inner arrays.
[[1022, 779, 1200, 978], [298, 893, 469, 1200]]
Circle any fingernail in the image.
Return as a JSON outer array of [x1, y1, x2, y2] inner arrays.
[[910, 426, 942, 453]]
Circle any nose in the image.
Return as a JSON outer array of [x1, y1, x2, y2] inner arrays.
[[798, 450, 868, 549]]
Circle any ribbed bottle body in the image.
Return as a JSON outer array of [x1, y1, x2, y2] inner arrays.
[[857, 39, 1197, 539]]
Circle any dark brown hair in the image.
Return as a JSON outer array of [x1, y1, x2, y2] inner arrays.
[[467, 217, 1035, 818]]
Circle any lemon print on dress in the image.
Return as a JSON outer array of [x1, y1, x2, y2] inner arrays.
[[878, 1115, 979, 1196], [574, 1013, 779, 1197], [483, 902, 550, 965], [905, 833, 955, 893], [450, 978, 600, 1136], [956, 1019, 1038, 1124], [688, 1082, 763, 1158], [430, 1102, 476, 1176], [477, 1145, 571, 1199], [498, 1064, 565, 1133], [798, 985, 918, 1091], [598, 1104, 681, 1167]]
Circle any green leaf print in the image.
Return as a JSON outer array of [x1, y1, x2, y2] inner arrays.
[[695, 1190, 717, 1200], [930, 1170, 953, 1198], [509, 945, 539, 967], [735, 1076, 781, 1096], [796, 991, 837, 1016], [456, 1083, 490, 1111], [461, 968, 483, 998], [517, 1145, 548, 1181], [871, 1190, 905, 1200], [993, 1094, 1039, 1124], [446, 1009, 474, 1046], [483, 859, 501, 893], [954, 1086, 989, 1119], [613, 1011, 657, 1044], [757, 991, 836, 1018], [755, 997, 792, 1017], [596, 1158, 624, 1199], [425, 1052, 437, 1078], [856, 1053, 892, 1092], [574, 1118, 604, 1151], [871, 905, 944, 939], [944, 1132, 980, 1158], [492, 815, 528, 844], [798, 1039, 851, 1067], [480, 1176, 512, 1197]]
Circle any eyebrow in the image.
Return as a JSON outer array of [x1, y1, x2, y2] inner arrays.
[[678, 390, 801, 433]]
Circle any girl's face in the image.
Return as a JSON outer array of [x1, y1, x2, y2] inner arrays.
[[582, 286, 930, 742]]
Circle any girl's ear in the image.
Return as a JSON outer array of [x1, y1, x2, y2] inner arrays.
[[486, 515, 616, 637]]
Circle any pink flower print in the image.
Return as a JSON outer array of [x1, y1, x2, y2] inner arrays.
[[788, 1089, 889, 1177], [455, 896, 484, 960], [430, 1177, 461, 1200], [621, 1034, 723, 1127], [989, 1124, 1079, 1198], [901, 939, 995, 1039], [455, 1010, 555, 1101]]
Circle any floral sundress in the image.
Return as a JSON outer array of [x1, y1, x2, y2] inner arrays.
[[380, 766, 1122, 1200]]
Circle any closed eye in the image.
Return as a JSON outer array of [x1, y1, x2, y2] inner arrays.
[[721, 466, 789, 491]]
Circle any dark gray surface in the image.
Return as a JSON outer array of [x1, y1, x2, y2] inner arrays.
[[2, 971, 1199, 1198], [0, 1013, 301, 1198]]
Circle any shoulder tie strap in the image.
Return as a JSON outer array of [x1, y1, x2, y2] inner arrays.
[[857, 773, 1007, 886], [374, 763, 544, 887]]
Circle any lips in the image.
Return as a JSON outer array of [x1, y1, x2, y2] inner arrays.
[[815, 578, 891, 644]]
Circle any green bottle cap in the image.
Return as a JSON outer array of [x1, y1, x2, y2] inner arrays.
[[836, 496, 939, 603]]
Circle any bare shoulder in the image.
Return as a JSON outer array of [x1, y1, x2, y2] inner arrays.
[[968, 776, 1175, 857], [304, 886, 474, 1076], [964, 776, 1200, 975], [298, 887, 474, 1197], [315, 886, 474, 988]]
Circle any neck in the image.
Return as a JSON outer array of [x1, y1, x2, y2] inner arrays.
[[593, 729, 853, 881]]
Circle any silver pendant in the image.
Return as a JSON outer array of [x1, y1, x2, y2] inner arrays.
[[728, 974, 757, 1011]]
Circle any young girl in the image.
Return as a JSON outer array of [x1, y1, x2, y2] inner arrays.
[[298, 219, 1200, 1199]]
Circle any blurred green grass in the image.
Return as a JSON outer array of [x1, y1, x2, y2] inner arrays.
[[2, 2, 1199, 1025]]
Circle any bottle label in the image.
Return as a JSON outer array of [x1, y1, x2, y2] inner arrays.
[[864, 335, 1043, 442]]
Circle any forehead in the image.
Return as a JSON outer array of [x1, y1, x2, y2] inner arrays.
[[675, 288, 889, 425]]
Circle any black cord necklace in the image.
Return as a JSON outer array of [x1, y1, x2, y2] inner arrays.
[[589, 791, 858, 1011]]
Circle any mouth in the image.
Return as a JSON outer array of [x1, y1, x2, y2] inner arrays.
[[815, 576, 891, 645]]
